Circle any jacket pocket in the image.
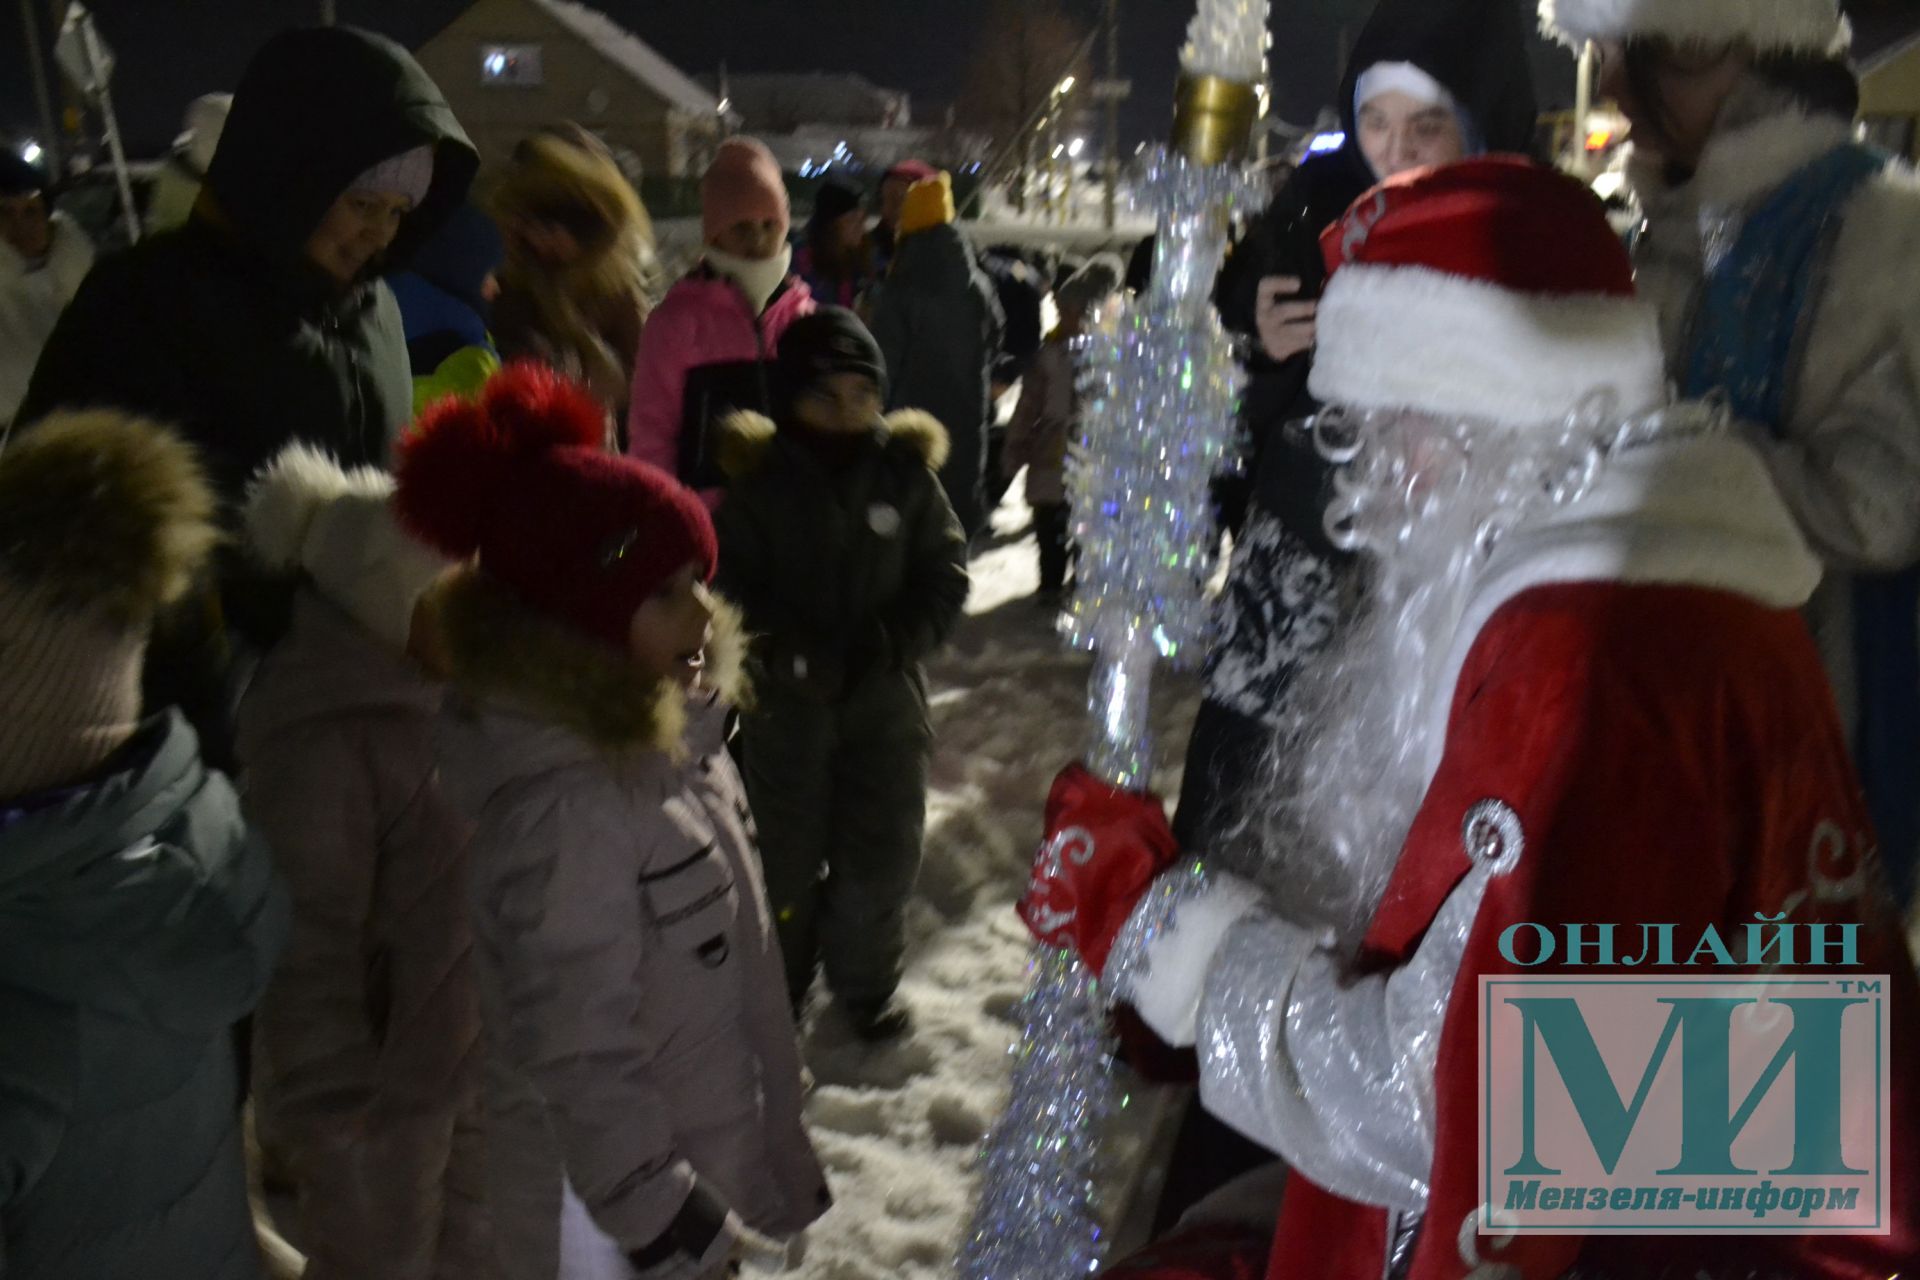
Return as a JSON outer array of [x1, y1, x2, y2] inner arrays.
[[639, 845, 740, 971]]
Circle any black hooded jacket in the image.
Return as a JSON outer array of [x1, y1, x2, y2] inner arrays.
[[1215, 0, 1538, 477], [20, 26, 477, 501], [1175, 0, 1537, 851], [16, 27, 476, 768]]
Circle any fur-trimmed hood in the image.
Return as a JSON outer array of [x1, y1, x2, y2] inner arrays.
[[1625, 103, 1853, 213], [0, 410, 218, 628], [714, 407, 951, 480], [432, 566, 746, 759]]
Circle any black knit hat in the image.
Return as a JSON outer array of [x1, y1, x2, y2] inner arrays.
[[809, 180, 863, 232], [776, 306, 888, 405]]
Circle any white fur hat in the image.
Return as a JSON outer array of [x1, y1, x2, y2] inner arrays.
[[1538, 0, 1850, 55], [245, 444, 451, 654]]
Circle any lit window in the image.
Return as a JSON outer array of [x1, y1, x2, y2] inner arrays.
[[480, 44, 543, 87]]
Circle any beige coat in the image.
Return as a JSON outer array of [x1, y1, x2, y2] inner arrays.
[[430, 573, 828, 1280], [238, 592, 487, 1280]]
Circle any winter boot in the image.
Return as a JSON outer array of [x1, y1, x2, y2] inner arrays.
[[842, 997, 913, 1044]]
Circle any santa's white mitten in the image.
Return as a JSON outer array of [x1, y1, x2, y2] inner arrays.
[[1103, 865, 1264, 1046]]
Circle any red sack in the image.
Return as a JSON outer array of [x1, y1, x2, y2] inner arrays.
[[1016, 762, 1183, 975]]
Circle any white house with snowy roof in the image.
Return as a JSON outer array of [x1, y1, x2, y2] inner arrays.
[[415, 0, 726, 176]]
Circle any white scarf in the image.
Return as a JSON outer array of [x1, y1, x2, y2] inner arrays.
[[705, 244, 793, 316]]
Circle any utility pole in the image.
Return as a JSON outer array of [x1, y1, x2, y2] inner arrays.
[[1102, 0, 1119, 230], [1572, 40, 1596, 178], [19, 0, 61, 175]]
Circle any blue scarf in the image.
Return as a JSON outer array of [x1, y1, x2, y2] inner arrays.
[[1681, 142, 1920, 902]]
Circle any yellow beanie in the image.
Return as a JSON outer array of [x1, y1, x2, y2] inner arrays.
[[897, 172, 956, 239]]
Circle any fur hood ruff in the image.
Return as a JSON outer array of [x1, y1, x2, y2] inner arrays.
[[716, 407, 951, 479], [1627, 107, 1920, 432], [434, 567, 746, 758]]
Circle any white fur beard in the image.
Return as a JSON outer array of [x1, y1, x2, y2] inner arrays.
[[1223, 408, 1598, 951]]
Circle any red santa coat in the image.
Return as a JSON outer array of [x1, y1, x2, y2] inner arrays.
[[1264, 580, 1920, 1279], [1129, 435, 1919, 1280]]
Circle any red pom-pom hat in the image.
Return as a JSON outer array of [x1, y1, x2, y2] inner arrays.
[[395, 363, 717, 650], [1309, 156, 1668, 429]]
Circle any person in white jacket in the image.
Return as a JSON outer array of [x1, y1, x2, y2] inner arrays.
[[1540, 0, 1920, 906], [0, 152, 92, 431]]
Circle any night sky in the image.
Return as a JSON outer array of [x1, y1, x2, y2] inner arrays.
[[0, 0, 1584, 159], [2, 0, 1910, 162]]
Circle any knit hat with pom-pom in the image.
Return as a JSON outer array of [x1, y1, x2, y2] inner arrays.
[[394, 362, 716, 651], [0, 412, 219, 800], [244, 443, 453, 655]]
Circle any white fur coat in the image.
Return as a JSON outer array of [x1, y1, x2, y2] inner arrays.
[[0, 212, 93, 426], [1629, 110, 1920, 728]]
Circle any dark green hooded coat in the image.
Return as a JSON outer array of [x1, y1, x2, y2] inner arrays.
[[19, 25, 477, 500], [0, 713, 289, 1280], [869, 223, 1005, 539], [17, 26, 477, 769]]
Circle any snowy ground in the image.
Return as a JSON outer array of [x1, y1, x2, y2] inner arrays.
[[786, 488, 1204, 1280]]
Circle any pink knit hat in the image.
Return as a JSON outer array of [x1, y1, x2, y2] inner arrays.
[[701, 137, 789, 243]]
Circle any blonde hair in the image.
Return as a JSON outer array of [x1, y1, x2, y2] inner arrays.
[[487, 130, 658, 394]]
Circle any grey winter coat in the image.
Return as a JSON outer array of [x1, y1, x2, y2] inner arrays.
[[237, 592, 486, 1280], [0, 712, 288, 1280], [1002, 338, 1076, 507], [870, 222, 1006, 537], [429, 574, 828, 1280]]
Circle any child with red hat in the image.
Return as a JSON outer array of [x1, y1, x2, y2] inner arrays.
[[627, 137, 815, 497], [395, 363, 829, 1280]]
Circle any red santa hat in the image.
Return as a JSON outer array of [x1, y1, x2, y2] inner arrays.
[[394, 363, 716, 652], [1538, 0, 1849, 55], [1308, 156, 1667, 429]]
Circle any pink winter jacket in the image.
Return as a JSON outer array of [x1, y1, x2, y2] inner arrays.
[[238, 592, 486, 1280], [626, 266, 814, 492], [429, 572, 829, 1279]]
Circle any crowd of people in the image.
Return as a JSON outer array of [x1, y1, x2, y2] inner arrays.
[[0, 0, 1916, 1277]]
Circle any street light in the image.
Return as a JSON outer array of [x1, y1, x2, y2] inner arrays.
[[1055, 74, 1076, 98], [19, 140, 43, 165], [1068, 137, 1085, 159]]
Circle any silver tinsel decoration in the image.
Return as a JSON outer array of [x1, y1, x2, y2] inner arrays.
[[955, 948, 1116, 1279], [1179, 0, 1271, 84], [1061, 147, 1269, 764], [958, 24, 1266, 1271]]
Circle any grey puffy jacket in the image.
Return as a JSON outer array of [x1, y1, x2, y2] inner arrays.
[[430, 572, 828, 1280]]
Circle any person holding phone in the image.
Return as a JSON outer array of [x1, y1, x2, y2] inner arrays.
[[1179, 0, 1539, 859]]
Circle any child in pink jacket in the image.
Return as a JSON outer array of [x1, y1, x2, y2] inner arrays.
[[627, 138, 814, 495], [398, 364, 829, 1280]]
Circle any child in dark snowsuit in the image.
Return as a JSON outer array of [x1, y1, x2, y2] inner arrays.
[[715, 308, 969, 1040]]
